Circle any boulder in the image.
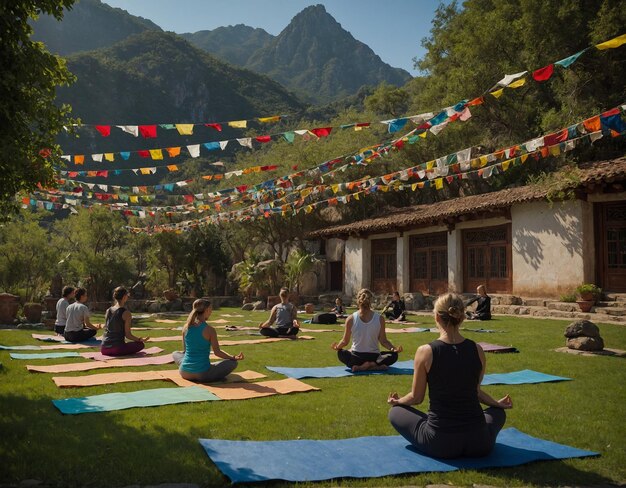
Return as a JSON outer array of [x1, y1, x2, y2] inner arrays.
[[567, 336, 604, 351], [165, 298, 183, 312], [403, 292, 425, 311], [252, 300, 265, 311], [147, 301, 162, 314], [564, 320, 600, 338], [241, 303, 254, 311]]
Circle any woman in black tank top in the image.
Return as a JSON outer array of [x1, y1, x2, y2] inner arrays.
[[387, 293, 512, 459]]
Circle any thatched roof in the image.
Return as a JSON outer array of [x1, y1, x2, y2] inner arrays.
[[307, 158, 626, 239]]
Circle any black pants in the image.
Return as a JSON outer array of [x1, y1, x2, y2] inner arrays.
[[384, 311, 406, 321], [54, 325, 65, 335], [337, 350, 398, 367], [260, 326, 299, 338], [388, 405, 506, 459], [64, 328, 97, 343]]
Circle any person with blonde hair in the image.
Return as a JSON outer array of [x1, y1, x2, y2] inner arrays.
[[100, 286, 148, 356], [259, 288, 299, 338], [388, 293, 512, 459], [173, 299, 244, 382], [331, 288, 402, 372]]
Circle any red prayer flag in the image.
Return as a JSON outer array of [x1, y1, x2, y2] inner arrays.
[[138, 125, 157, 138], [466, 97, 484, 106], [96, 171, 108, 178], [393, 139, 405, 149], [544, 129, 568, 147], [310, 127, 333, 138], [256, 135, 271, 143], [205, 123, 222, 132], [292, 165, 298, 170], [532, 64, 554, 82], [138, 150, 150, 158], [39, 148, 51, 158], [183, 195, 194, 203], [95, 125, 111, 137], [601, 107, 620, 117]]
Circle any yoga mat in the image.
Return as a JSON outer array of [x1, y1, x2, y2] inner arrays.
[[267, 360, 416, 379], [208, 319, 230, 324], [168, 377, 319, 400], [199, 428, 597, 483], [32, 333, 102, 345], [53, 369, 266, 388], [386, 327, 432, 333], [53, 386, 220, 414], [11, 352, 81, 360], [155, 319, 182, 324], [27, 354, 174, 373], [478, 342, 519, 353], [220, 314, 244, 318], [267, 364, 570, 384], [463, 328, 504, 333], [481, 370, 571, 385], [81, 346, 164, 361], [146, 335, 313, 344], [0, 343, 95, 351]]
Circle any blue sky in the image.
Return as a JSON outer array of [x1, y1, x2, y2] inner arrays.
[[103, 0, 448, 74]]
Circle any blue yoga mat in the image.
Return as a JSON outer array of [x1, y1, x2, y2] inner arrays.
[[53, 386, 220, 414], [0, 344, 46, 351], [266, 364, 570, 384], [37, 336, 101, 345], [199, 428, 598, 483], [10, 352, 82, 360]]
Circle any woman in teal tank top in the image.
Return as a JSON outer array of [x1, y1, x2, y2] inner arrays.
[[173, 299, 244, 382]]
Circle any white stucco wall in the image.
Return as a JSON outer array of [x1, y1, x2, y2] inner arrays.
[[325, 238, 345, 262], [344, 238, 371, 296], [511, 199, 592, 297]]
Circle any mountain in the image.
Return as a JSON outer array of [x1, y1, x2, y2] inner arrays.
[[245, 5, 412, 103], [55, 30, 306, 161], [181, 25, 274, 67], [30, 0, 161, 56]]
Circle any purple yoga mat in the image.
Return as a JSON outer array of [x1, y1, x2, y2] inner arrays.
[[478, 342, 519, 353]]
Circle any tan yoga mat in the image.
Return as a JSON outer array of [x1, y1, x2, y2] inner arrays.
[[155, 319, 184, 324], [148, 336, 315, 345], [554, 346, 626, 358], [208, 319, 230, 324], [53, 369, 266, 387], [27, 354, 174, 373], [185, 377, 319, 400]]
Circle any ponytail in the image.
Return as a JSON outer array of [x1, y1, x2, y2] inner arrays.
[[184, 299, 211, 331]]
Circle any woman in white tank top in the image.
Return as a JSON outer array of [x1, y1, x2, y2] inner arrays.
[[331, 289, 403, 372]]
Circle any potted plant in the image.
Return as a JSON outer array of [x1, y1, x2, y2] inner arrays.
[[576, 284, 601, 302], [575, 284, 601, 313]]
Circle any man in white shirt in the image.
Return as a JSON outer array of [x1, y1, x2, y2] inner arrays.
[[54, 286, 75, 335], [64, 287, 101, 343]]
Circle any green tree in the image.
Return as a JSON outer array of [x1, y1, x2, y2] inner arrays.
[[0, 210, 59, 300], [52, 207, 132, 301], [365, 82, 410, 117], [0, 0, 77, 218]]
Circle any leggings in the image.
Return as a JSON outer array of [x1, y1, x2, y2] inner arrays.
[[64, 328, 97, 343], [260, 326, 299, 338], [100, 341, 145, 357], [337, 350, 398, 367], [384, 311, 406, 321], [172, 351, 238, 382], [54, 325, 65, 335], [388, 405, 506, 459]]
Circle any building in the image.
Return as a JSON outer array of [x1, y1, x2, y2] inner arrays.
[[307, 158, 626, 298]]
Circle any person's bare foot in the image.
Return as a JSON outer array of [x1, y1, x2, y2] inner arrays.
[[369, 364, 389, 371], [352, 361, 376, 372]]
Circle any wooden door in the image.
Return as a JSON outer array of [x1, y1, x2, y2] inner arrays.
[[328, 261, 343, 292], [463, 224, 512, 293], [409, 232, 448, 294], [597, 202, 626, 292], [371, 238, 397, 293]]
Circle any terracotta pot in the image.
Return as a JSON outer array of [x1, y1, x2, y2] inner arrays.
[[576, 300, 594, 313], [23, 303, 44, 323], [44, 296, 58, 318], [579, 292, 595, 302], [0, 293, 20, 324], [163, 289, 179, 301]]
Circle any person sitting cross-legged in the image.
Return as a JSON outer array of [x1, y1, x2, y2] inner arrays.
[[100, 286, 148, 357], [331, 288, 402, 372], [465, 285, 492, 320], [63, 287, 101, 343], [259, 288, 300, 338], [173, 299, 244, 383], [387, 292, 512, 459], [382, 291, 406, 322]]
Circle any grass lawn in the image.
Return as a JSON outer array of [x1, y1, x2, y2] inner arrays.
[[0, 308, 625, 487]]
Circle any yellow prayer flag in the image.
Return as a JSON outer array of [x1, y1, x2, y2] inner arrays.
[[140, 168, 152, 175], [479, 156, 488, 167], [426, 161, 435, 170], [175, 124, 194, 135], [435, 178, 443, 190], [508, 78, 526, 89], [520, 154, 529, 163], [549, 145, 561, 156], [354, 193, 360, 201], [502, 160, 511, 171], [130, 196, 138, 203], [104, 153, 115, 162], [149, 149, 163, 160], [490, 88, 504, 99], [228, 120, 247, 129], [596, 33, 626, 50], [411, 183, 419, 191], [419, 131, 427, 138], [331, 184, 339, 194], [258, 116, 281, 123], [167, 165, 178, 171], [380, 185, 390, 193], [166, 147, 181, 158]]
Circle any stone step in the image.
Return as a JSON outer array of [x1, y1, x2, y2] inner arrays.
[[592, 307, 626, 317], [595, 301, 625, 308], [522, 298, 556, 307], [546, 302, 580, 313], [602, 292, 626, 302]]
